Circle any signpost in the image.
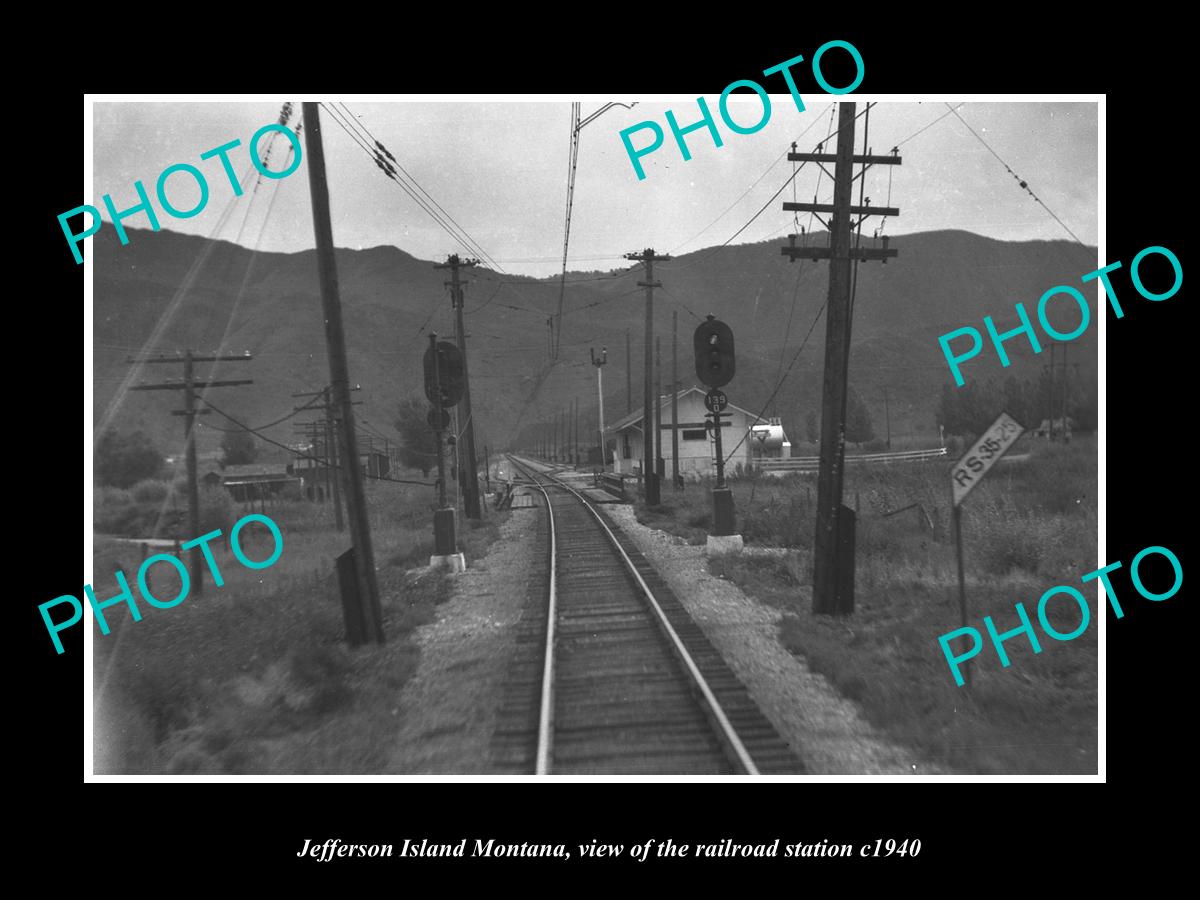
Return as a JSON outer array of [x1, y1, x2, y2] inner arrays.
[[695, 320, 736, 542], [950, 411, 1025, 686], [426, 334, 460, 565], [704, 389, 727, 413]]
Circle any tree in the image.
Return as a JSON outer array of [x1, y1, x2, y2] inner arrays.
[[220, 429, 257, 466], [95, 429, 164, 488], [395, 395, 438, 478], [844, 388, 876, 444]]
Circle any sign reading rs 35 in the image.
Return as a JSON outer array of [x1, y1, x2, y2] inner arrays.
[[951, 412, 1024, 506]]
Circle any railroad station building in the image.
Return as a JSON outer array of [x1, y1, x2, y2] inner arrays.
[[606, 386, 768, 480]]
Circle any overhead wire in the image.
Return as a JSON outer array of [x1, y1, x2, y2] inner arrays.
[[944, 103, 1087, 247], [334, 102, 503, 272], [319, 103, 503, 271], [333, 102, 501, 271], [670, 102, 835, 255], [553, 102, 583, 359], [198, 397, 436, 486], [662, 103, 871, 274]]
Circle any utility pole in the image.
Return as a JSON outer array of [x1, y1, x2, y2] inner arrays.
[[323, 387, 344, 531], [292, 386, 362, 530], [302, 102, 383, 644], [624, 248, 671, 505], [128, 350, 253, 594], [626, 328, 632, 415], [655, 335, 664, 479], [782, 102, 900, 615], [1060, 342, 1070, 441], [591, 346, 607, 466], [1047, 342, 1056, 441], [573, 396, 579, 467], [437, 254, 481, 519], [672, 310, 680, 489]]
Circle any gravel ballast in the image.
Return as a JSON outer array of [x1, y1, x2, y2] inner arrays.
[[384, 512, 535, 773], [603, 505, 948, 775]]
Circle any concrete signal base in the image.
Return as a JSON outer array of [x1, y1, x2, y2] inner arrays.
[[429, 552, 468, 573], [706, 533, 744, 556], [706, 487, 742, 556], [430, 507, 467, 572]]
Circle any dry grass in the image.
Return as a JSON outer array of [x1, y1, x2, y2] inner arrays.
[[92, 482, 510, 774], [637, 436, 1098, 774]]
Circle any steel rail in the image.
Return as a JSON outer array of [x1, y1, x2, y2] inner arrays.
[[521, 466, 558, 776]]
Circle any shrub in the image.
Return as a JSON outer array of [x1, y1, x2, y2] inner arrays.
[[278, 483, 305, 503], [198, 486, 237, 536], [286, 644, 353, 713], [96, 429, 164, 488], [130, 479, 171, 503]]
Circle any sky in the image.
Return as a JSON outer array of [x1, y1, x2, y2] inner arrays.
[[90, 98, 1098, 278]]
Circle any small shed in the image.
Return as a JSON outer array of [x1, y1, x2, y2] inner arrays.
[[219, 463, 303, 502]]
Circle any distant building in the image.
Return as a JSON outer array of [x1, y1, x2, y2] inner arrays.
[[360, 450, 390, 480], [749, 417, 791, 460], [1033, 417, 1074, 439], [606, 386, 766, 479], [218, 463, 302, 502]]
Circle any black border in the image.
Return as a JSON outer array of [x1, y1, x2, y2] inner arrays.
[[29, 18, 1188, 883]]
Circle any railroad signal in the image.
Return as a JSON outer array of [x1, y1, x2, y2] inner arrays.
[[694, 315, 735, 389], [423, 340, 464, 407]]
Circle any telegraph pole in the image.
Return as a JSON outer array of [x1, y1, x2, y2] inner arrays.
[[624, 248, 670, 505], [655, 336, 664, 479], [591, 346, 607, 466], [1060, 342, 1070, 441], [573, 396, 579, 467], [128, 350, 253, 594], [626, 329, 632, 415], [293, 386, 362, 531], [882, 385, 892, 450], [302, 102, 383, 644], [672, 310, 680, 489], [782, 102, 900, 615], [437, 254, 481, 519], [1047, 342, 1056, 441], [324, 387, 344, 531]]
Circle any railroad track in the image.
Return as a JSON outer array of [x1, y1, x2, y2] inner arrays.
[[491, 455, 804, 775]]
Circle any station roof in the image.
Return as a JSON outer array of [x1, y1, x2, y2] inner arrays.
[[607, 386, 763, 434]]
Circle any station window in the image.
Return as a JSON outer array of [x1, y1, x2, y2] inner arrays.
[[682, 429, 707, 441]]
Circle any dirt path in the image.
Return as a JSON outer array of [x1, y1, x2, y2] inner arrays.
[[603, 505, 949, 775], [383, 512, 535, 773]]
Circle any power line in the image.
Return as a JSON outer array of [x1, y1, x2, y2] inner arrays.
[[664, 104, 872, 274], [553, 102, 583, 359], [945, 103, 1087, 246], [670, 102, 835, 255], [723, 299, 828, 466], [892, 103, 965, 149], [203, 391, 325, 433], [337, 102, 504, 272], [319, 103, 503, 271], [198, 397, 436, 486]]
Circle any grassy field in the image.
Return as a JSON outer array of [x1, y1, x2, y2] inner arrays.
[[634, 435, 1098, 774], [92, 481, 509, 774]]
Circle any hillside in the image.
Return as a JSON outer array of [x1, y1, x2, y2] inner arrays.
[[91, 226, 1098, 469]]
